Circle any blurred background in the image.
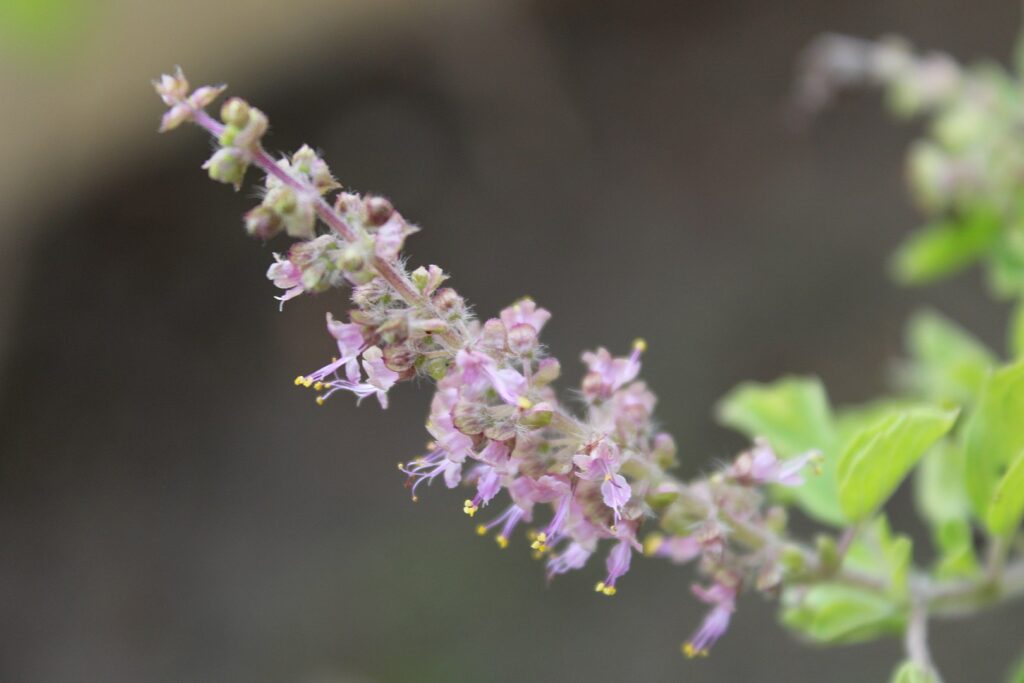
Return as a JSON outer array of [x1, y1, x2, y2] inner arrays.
[[1, 0, 1021, 681]]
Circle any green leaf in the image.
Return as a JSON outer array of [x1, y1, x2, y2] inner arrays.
[[1007, 650, 1024, 683], [1011, 299, 1024, 359], [932, 519, 980, 578], [780, 583, 905, 644], [987, 449, 1024, 536], [901, 309, 996, 406], [837, 406, 959, 520], [914, 441, 970, 525], [716, 377, 844, 525], [717, 376, 836, 456], [963, 362, 1024, 525], [891, 661, 938, 683], [844, 516, 913, 596], [891, 211, 1000, 286], [988, 221, 1024, 299]]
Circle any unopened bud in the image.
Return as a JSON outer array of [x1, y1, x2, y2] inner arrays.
[[652, 432, 678, 469], [203, 148, 247, 190], [520, 401, 553, 429], [220, 97, 251, 128], [334, 192, 360, 216], [244, 206, 283, 240], [338, 245, 365, 272], [815, 534, 839, 575], [383, 344, 418, 372], [780, 544, 806, 576], [453, 401, 488, 435], [533, 357, 561, 386], [377, 317, 409, 345], [423, 357, 450, 381], [283, 196, 316, 240], [432, 288, 464, 316], [365, 195, 394, 226], [233, 107, 269, 149]]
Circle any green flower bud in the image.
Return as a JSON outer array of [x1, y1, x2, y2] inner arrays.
[[202, 148, 247, 190], [220, 97, 251, 129]]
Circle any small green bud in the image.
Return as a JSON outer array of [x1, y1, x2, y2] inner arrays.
[[780, 544, 806, 576], [338, 245, 365, 273], [244, 206, 283, 240], [202, 148, 247, 190], [423, 357, 450, 382], [220, 97, 251, 128], [519, 401, 553, 429], [815, 534, 840, 575], [411, 266, 430, 292]]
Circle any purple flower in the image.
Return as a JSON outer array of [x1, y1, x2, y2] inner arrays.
[[595, 524, 641, 596], [581, 340, 646, 400], [454, 349, 527, 405], [573, 439, 632, 520], [295, 314, 367, 388], [646, 534, 702, 564], [683, 581, 737, 658], [401, 448, 464, 501], [427, 387, 475, 463], [729, 439, 821, 487], [314, 346, 399, 408], [500, 298, 551, 334], [267, 253, 304, 307], [546, 541, 595, 580], [476, 503, 528, 549]]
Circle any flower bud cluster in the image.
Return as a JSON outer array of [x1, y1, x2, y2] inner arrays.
[[155, 69, 821, 658]]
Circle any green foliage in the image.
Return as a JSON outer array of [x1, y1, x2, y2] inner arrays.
[[844, 517, 914, 596], [781, 583, 905, 644], [962, 362, 1024, 529], [1011, 300, 1024, 359], [900, 309, 996, 406], [1007, 650, 1024, 683], [836, 406, 959, 521], [987, 449, 1024, 536], [716, 377, 844, 525], [913, 441, 970, 525], [892, 211, 1000, 286]]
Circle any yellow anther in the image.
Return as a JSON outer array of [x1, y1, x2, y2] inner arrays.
[[495, 535, 509, 549], [516, 396, 533, 410], [476, 524, 488, 536], [530, 532, 548, 552], [604, 472, 613, 481], [643, 533, 664, 557], [315, 395, 325, 406], [595, 581, 605, 593], [682, 642, 707, 659], [463, 500, 478, 517], [397, 462, 405, 471], [301, 377, 313, 388], [602, 585, 617, 596], [632, 338, 647, 353], [294, 375, 305, 386], [313, 381, 324, 391], [411, 495, 419, 502]]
